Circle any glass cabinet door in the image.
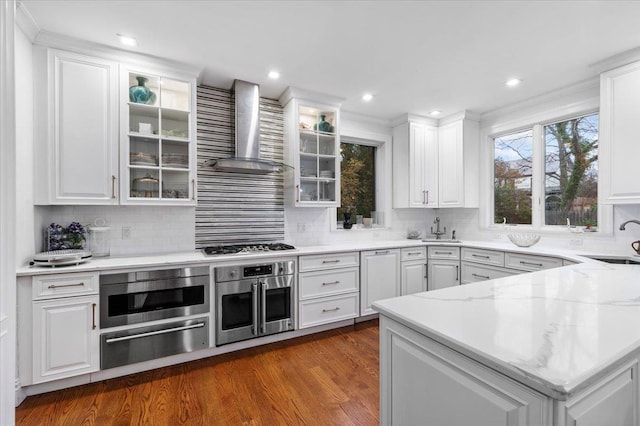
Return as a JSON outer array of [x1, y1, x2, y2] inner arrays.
[[125, 71, 193, 203], [296, 106, 338, 205]]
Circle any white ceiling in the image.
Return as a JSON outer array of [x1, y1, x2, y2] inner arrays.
[[20, 0, 640, 121]]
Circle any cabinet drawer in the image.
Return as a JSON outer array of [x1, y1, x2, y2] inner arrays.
[[299, 267, 359, 300], [428, 246, 460, 260], [32, 272, 99, 300], [298, 293, 359, 329], [461, 247, 504, 267], [505, 252, 563, 272], [461, 262, 518, 284], [299, 251, 359, 272], [401, 247, 427, 261]]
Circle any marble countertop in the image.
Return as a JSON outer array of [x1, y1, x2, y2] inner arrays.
[[373, 261, 640, 400], [17, 237, 639, 276]]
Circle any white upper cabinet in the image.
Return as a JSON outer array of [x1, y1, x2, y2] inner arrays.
[[393, 118, 438, 208], [393, 112, 479, 209], [34, 46, 198, 206], [34, 48, 119, 205], [120, 66, 197, 205], [281, 89, 341, 207], [600, 61, 640, 204]]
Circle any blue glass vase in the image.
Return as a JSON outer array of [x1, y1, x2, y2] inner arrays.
[[129, 76, 156, 104], [313, 115, 332, 133]]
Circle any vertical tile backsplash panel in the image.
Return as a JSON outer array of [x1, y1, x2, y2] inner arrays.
[[195, 85, 285, 248]]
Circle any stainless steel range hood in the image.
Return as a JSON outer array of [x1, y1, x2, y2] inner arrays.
[[207, 80, 291, 174]]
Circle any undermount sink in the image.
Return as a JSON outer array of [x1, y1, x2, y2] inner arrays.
[[583, 255, 640, 265], [421, 238, 461, 243]]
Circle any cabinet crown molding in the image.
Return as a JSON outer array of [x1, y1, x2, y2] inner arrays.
[[34, 30, 203, 81], [391, 113, 438, 128], [438, 110, 480, 126], [278, 86, 345, 108], [16, 2, 39, 41]]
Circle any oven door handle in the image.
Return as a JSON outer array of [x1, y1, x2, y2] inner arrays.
[[104, 322, 205, 343], [260, 281, 267, 334], [252, 282, 259, 336]]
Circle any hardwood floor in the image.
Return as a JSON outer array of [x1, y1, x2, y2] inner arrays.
[[16, 320, 380, 426]]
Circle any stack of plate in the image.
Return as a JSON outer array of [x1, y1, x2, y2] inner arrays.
[[319, 170, 334, 178], [162, 153, 189, 168], [130, 152, 158, 166]]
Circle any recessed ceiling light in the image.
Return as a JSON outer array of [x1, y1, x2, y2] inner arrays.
[[268, 70, 280, 79], [506, 78, 522, 87], [117, 34, 137, 47], [429, 110, 441, 116], [362, 93, 374, 101]]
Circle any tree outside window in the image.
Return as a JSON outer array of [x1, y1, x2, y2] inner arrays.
[[337, 143, 375, 224]]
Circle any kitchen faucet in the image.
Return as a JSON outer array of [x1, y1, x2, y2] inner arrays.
[[619, 220, 640, 230], [430, 217, 447, 240]]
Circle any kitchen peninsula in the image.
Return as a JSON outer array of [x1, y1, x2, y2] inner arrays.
[[374, 261, 640, 425]]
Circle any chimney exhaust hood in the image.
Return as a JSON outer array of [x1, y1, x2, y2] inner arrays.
[[207, 80, 292, 174]]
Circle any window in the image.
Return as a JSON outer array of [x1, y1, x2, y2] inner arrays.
[[544, 114, 598, 227], [337, 142, 376, 224], [492, 112, 599, 229], [494, 130, 533, 225]]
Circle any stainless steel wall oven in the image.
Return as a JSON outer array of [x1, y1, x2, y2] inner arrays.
[[215, 260, 295, 346], [100, 266, 210, 369]]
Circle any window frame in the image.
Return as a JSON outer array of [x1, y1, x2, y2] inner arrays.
[[330, 128, 391, 232], [481, 102, 613, 235]]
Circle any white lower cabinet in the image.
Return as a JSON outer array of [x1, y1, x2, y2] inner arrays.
[[401, 247, 427, 295], [559, 361, 638, 426], [361, 249, 401, 316], [380, 317, 552, 425], [298, 252, 359, 329], [32, 295, 99, 384], [461, 262, 519, 284], [427, 246, 461, 291]]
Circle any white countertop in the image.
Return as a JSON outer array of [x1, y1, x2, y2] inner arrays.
[[17, 238, 638, 276], [374, 261, 640, 400]]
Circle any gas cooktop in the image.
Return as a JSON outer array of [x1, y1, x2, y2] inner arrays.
[[203, 243, 296, 256]]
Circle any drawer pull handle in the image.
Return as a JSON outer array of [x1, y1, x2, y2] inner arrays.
[[322, 260, 340, 264], [375, 250, 389, 255], [520, 261, 543, 267], [456, 265, 459, 281], [322, 281, 340, 286], [407, 252, 422, 256], [435, 251, 452, 255], [322, 307, 341, 313], [105, 323, 205, 343], [111, 175, 117, 199], [472, 273, 491, 280], [191, 179, 196, 201], [472, 254, 490, 259], [47, 282, 85, 289], [92, 303, 97, 330]]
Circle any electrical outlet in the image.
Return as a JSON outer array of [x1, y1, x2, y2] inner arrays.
[[570, 238, 583, 246], [122, 226, 132, 240], [296, 223, 306, 232]]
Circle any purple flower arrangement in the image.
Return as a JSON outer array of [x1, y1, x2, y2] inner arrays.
[[47, 222, 87, 250]]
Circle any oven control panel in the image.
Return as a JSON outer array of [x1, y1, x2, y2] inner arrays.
[[215, 260, 295, 283]]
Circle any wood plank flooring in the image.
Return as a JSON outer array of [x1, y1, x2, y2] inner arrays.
[[16, 320, 380, 426]]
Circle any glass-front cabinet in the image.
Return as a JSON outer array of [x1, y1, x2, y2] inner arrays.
[[121, 68, 196, 205], [282, 96, 341, 207]]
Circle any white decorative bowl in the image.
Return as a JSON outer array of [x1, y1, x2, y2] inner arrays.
[[507, 233, 540, 247]]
